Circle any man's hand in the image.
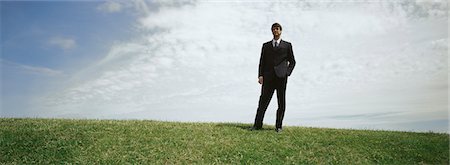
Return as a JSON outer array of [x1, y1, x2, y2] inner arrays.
[[258, 76, 263, 85]]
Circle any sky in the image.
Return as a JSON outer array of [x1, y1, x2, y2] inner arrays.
[[1, 0, 448, 133]]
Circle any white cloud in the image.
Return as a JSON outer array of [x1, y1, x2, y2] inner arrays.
[[48, 36, 76, 50], [132, 0, 150, 16], [19, 64, 64, 76], [97, 1, 122, 13], [1, 59, 64, 77], [96, 0, 154, 16], [36, 1, 448, 132]]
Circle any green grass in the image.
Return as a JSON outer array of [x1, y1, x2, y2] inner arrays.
[[1, 118, 448, 164]]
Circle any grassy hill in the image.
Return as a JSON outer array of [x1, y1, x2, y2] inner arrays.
[[1, 118, 448, 164]]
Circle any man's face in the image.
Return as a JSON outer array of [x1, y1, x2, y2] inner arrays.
[[272, 27, 282, 37]]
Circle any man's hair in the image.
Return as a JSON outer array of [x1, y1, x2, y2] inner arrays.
[[271, 23, 282, 31]]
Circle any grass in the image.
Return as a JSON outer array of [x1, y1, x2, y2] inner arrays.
[[1, 118, 448, 164]]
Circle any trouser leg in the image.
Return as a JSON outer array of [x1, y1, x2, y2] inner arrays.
[[253, 84, 275, 129], [276, 78, 287, 129]]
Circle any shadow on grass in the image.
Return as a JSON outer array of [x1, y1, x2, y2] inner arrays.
[[214, 123, 274, 131]]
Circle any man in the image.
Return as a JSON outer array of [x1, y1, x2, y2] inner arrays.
[[252, 23, 296, 133]]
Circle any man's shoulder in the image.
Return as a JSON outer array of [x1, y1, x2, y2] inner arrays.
[[281, 40, 292, 45], [263, 41, 272, 45]]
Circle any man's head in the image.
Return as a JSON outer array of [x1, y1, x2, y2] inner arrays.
[[271, 23, 282, 39]]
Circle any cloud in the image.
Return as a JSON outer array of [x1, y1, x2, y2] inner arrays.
[[132, 0, 150, 16], [48, 36, 76, 50], [1, 59, 64, 77], [95, 0, 155, 16], [97, 1, 122, 13]]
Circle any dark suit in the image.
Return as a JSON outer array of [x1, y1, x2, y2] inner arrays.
[[254, 39, 296, 129]]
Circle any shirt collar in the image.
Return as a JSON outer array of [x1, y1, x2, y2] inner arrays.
[[272, 38, 281, 47]]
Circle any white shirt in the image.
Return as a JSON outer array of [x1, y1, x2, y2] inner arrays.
[[272, 38, 281, 47]]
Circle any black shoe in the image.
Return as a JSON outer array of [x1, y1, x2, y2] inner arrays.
[[250, 127, 261, 131], [275, 128, 282, 133]]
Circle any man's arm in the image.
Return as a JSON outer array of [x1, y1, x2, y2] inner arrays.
[[258, 44, 265, 84], [287, 43, 296, 76]]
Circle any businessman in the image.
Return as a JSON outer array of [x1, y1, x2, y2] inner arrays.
[[252, 23, 296, 133]]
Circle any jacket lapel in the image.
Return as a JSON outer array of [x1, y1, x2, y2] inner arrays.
[[270, 40, 276, 51], [278, 40, 287, 49]]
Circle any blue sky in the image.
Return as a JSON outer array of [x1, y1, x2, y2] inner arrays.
[[1, 1, 448, 133], [2, 1, 135, 70], [1, 1, 137, 113]]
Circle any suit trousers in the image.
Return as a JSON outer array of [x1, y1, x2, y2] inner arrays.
[[253, 76, 287, 129]]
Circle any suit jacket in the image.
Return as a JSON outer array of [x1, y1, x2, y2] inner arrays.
[[258, 40, 296, 80]]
